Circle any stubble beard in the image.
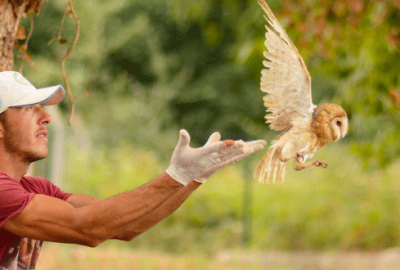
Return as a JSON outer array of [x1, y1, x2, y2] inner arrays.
[[2, 121, 48, 164], [4, 134, 47, 163]]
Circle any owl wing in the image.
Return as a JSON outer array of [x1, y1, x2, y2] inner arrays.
[[258, 0, 314, 132]]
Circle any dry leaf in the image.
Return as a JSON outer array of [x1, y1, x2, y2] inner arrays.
[[59, 38, 68, 44], [389, 88, 400, 109], [16, 26, 27, 40], [18, 44, 27, 53]]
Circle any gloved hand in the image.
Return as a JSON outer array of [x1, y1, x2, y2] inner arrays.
[[166, 129, 266, 186], [194, 133, 267, 183]]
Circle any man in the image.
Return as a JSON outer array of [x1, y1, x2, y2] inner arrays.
[[0, 71, 266, 270]]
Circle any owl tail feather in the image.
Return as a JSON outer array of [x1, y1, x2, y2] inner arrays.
[[254, 146, 286, 184]]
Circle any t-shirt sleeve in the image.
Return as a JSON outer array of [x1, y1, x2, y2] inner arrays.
[[47, 180, 73, 201], [21, 176, 73, 201], [0, 178, 35, 228]]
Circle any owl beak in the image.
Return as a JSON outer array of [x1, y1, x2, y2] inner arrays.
[[340, 119, 349, 139]]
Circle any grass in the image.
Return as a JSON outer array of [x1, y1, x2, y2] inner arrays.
[[38, 244, 268, 270], [38, 243, 400, 270]]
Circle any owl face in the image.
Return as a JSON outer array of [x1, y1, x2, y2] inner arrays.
[[312, 103, 348, 145], [330, 115, 348, 141]]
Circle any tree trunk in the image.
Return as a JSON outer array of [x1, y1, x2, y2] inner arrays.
[[0, 0, 44, 71]]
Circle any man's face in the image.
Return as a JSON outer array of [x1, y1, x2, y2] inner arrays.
[[0, 105, 52, 163]]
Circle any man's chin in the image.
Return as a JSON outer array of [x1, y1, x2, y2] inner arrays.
[[27, 152, 48, 163]]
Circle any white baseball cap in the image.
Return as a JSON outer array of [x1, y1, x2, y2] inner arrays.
[[0, 71, 65, 114]]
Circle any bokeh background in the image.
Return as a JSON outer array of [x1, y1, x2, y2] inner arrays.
[[13, 0, 400, 269]]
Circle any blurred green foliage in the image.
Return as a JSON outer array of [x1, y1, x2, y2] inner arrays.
[[17, 0, 400, 167]]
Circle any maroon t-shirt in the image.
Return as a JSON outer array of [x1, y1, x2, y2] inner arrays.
[[0, 173, 72, 270]]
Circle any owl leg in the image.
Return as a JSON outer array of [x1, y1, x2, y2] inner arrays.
[[293, 154, 328, 171]]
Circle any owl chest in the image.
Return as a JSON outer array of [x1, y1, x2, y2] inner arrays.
[[294, 141, 318, 156], [280, 131, 319, 159]]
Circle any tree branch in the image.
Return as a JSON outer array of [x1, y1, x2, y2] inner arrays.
[[49, 0, 80, 125]]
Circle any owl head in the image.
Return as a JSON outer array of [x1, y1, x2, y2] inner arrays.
[[312, 103, 348, 146]]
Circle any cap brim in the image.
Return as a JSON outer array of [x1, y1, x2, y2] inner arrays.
[[11, 85, 65, 108]]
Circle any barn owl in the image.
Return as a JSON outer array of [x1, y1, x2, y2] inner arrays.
[[254, 0, 349, 183]]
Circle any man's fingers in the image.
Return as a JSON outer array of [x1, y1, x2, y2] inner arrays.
[[178, 129, 191, 147], [219, 140, 266, 160], [192, 138, 267, 182], [206, 132, 222, 145], [201, 139, 266, 162], [203, 140, 267, 176], [243, 140, 267, 148], [223, 139, 266, 150], [200, 141, 227, 156], [195, 146, 266, 182]]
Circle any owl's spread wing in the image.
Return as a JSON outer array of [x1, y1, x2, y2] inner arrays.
[[258, 0, 314, 131]]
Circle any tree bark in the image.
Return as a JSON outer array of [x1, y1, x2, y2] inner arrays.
[[0, 0, 44, 71]]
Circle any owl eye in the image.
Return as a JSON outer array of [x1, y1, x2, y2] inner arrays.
[[336, 121, 342, 127]]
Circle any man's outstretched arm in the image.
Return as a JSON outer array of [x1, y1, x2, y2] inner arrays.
[[3, 130, 265, 246], [4, 172, 183, 247], [113, 180, 202, 241], [66, 180, 202, 241]]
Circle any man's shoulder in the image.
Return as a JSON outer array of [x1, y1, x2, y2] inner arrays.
[[0, 172, 16, 180], [0, 173, 48, 185], [0, 173, 21, 186], [20, 176, 71, 200], [20, 176, 52, 195], [0, 174, 51, 194], [21, 175, 49, 185]]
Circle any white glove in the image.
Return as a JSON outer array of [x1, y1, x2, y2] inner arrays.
[[194, 135, 267, 183], [166, 129, 266, 186]]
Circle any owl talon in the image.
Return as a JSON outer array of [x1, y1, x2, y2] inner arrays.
[[314, 160, 328, 168]]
